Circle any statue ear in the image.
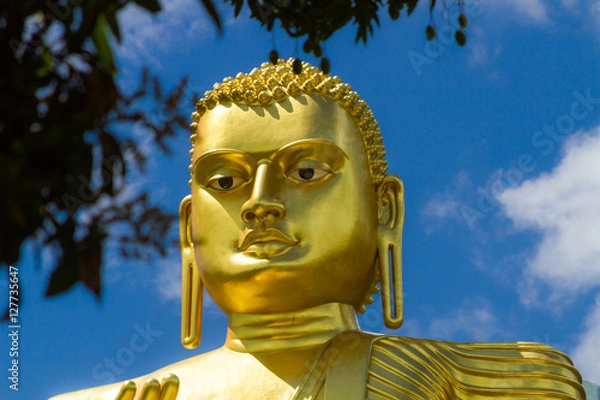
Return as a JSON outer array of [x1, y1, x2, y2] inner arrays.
[[179, 195, 203, 349], [376, 175, 404, 329]]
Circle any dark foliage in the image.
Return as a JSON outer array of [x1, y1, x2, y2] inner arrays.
[[225, 0, 420, 57], [0, 0, 190, 303], [1, 0, 467, 305]]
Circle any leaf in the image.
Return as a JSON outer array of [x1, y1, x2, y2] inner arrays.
[[133, 0, 162, 14], [153, 76, 162, 100], [45, 251, 79, 296], [406, 0, 419, 15], [105, 9, 121, 43], [198, 0, 223, 33], [100, 132, 124, 196], [1, 306, 9, 322], [353, 0, 379, 44], [77, 218, 105, 298], [91, 15, 116, 76], [36, 49, 55, 77], [141, 67, 149, 87], [429, 0, 436, 12], [233, 0, 243, 16], [165, 77, 188, 109], [45, 218, 79, 297]]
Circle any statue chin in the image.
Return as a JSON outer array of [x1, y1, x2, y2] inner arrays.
[[51, 59, 589, 400]]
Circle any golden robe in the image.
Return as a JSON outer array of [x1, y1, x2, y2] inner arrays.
[[292, 332, 584, 400]]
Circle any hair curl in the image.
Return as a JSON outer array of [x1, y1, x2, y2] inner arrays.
[[189, 58, 388, 187]]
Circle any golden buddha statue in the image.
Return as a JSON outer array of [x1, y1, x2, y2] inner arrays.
[[52, 59, 585, 400]]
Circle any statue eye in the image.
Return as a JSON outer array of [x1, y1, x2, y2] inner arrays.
[[298, 168, 314, 180], [217, 177, 233, 189], [288, 167, 330, 182], [206, 176, 246, 191]]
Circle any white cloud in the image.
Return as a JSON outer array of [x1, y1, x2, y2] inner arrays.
[[495, 129, 600, 383], [592, 1, 600, 28], [422, 128, 600, 383], [497, 129, 600, 294], [116, 0, 213, 67], [425, 297, 503, 341], [486, 0, 550, 24], [156, 258, 181, 301], [386, 298, 503, 342], [571, 295, 600, 382], [421, 128, 600, 300], [154, 256, 220, 315], [396, 318, 423, 338], [422, 196, 460, 220], [420, 170, 501, 239], [421, 171, 472, 223], [467, 33, 488, 66], [562, 0, 580, 8], [360, 295, 501, 342], [466, 26, 503, 68]]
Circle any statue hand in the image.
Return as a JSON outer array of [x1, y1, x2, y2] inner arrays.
[[115, 374, 180, 400]]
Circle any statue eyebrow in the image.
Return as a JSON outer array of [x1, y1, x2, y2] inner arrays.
[[192, 149, 255, 174], [194, 138, 347, 169], [195, 149, 249, 163], [271, 138, 348, 160]]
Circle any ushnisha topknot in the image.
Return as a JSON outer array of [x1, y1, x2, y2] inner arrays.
[[188, 58, 388, 187]]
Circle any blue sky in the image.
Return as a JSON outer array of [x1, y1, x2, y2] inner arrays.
[[3, 0, 600, 398]]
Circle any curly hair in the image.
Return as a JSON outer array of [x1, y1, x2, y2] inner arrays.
[[189, 58, 388, 187]]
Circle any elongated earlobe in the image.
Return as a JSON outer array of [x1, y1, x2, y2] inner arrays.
[[377, 175, 404, 329], [179, 195, 203, 349]]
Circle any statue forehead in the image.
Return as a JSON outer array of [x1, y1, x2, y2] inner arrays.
[[192, 95, 362, 159]]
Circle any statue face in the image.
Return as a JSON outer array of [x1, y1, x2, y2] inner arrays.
[[187, 95, 379, 314]]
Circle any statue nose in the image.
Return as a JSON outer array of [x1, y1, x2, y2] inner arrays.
[[241, 162, 285, 224]]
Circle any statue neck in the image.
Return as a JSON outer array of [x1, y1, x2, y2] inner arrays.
[[225, 302, 359, 353]]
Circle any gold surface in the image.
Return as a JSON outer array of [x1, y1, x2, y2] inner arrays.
[[51, 59, 584, 400], [186, 95, 382, 317]]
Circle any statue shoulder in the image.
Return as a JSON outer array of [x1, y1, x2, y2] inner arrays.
[[366, 335, 585, 399], [49, 382, 123, 400], [49, 348, 226, 400]]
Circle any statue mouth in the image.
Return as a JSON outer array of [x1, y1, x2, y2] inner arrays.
[[238, 228, 298, 257]]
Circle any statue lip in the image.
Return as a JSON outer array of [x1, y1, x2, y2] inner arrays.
[[238, 228, 298, 253]]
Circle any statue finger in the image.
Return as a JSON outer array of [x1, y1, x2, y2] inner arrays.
[[159, 374, 180, 400], [138, 378, 161, 400], [114, 381, 137, 400]]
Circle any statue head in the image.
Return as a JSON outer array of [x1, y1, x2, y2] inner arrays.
[[179, 59, 404, 349]]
